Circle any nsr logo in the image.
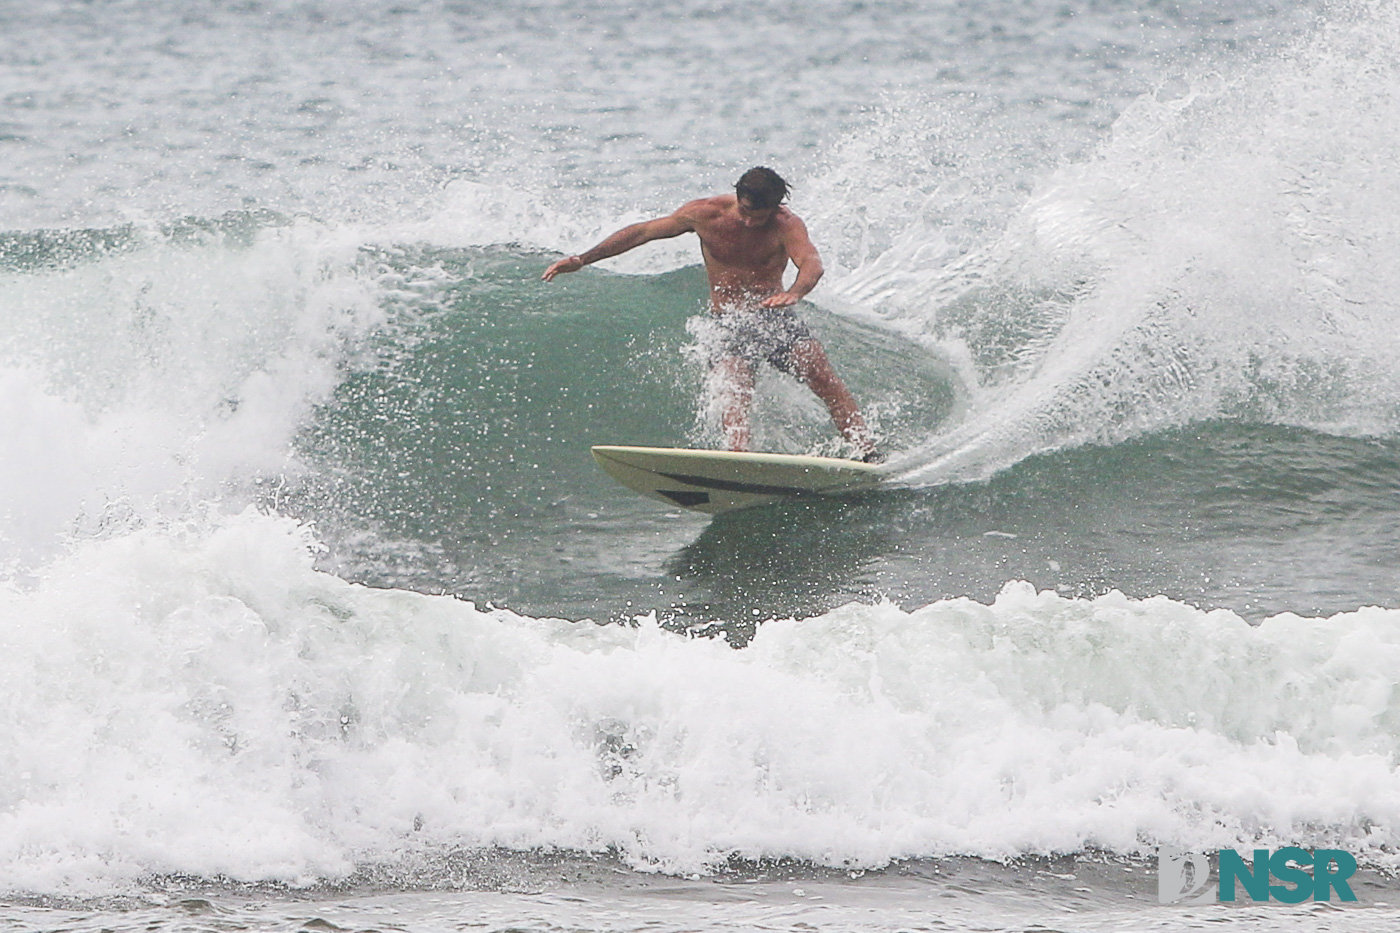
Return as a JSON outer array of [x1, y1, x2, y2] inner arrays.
[[1159, 847, 1359, 904]]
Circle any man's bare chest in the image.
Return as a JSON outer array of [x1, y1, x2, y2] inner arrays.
[[698, 225, 787, 269]]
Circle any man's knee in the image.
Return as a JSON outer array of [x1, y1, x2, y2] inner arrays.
[[717, 354, 754, 383]]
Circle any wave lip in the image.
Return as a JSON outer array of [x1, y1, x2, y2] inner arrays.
[[0, 216, 394, 569]]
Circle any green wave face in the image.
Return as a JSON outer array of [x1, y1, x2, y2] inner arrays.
[[283, 245, 955, 625], [267, 245, 1400, 635]]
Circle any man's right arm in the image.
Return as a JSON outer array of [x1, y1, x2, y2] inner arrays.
[[542, 207, 697, 281]]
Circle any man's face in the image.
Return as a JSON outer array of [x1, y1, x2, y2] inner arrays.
[[736, 197, 778, 228]]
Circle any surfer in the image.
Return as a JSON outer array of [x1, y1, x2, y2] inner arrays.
[[542, 166, 879, 461]]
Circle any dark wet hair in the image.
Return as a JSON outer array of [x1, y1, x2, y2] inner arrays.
[[735, 166, 790, 210]]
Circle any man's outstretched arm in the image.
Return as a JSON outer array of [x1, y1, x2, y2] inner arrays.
[[542, 210, 694, 281]]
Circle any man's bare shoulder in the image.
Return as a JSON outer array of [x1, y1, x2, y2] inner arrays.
[[674, 196, 733, 223], [772, 206, 805, 226], [772, 207, 812, 238]]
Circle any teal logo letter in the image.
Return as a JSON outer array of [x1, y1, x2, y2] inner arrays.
[[1313, 850, 1358, 902]]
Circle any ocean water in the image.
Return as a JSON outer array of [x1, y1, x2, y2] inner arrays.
[[4, 1, 1400, 930]]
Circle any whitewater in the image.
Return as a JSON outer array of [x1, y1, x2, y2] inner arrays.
[[4, 1, 1400, 930]]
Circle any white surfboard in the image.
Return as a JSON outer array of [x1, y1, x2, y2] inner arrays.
[[590, 445, 887, 514]]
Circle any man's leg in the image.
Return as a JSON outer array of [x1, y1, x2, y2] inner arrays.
[[790, 338, 877, 458], [717, 354, 756, 451]]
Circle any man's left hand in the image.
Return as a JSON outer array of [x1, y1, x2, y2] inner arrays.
[[760, 291, 800, 308]]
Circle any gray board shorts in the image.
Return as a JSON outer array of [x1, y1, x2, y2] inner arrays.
[[706, 307, 813, 376]]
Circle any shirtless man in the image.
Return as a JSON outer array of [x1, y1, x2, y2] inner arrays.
[[542, 166, 878, 461]]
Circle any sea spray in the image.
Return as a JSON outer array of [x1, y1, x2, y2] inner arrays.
[[809, 2, 1400, 482]]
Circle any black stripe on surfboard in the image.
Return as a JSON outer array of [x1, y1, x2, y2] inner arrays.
[[651, 470, 816, 497], [656, 489, 711, 507]]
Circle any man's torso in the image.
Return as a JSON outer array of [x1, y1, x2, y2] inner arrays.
[[681, 196, 794, 310]]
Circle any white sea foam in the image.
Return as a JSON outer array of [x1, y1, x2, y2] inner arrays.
[[2, 509, 1396, 895]]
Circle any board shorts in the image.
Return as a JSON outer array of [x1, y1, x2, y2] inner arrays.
[[706, 307, 814, 376]]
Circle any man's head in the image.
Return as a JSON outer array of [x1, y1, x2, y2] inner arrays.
[[735, 166, 790, 211]]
